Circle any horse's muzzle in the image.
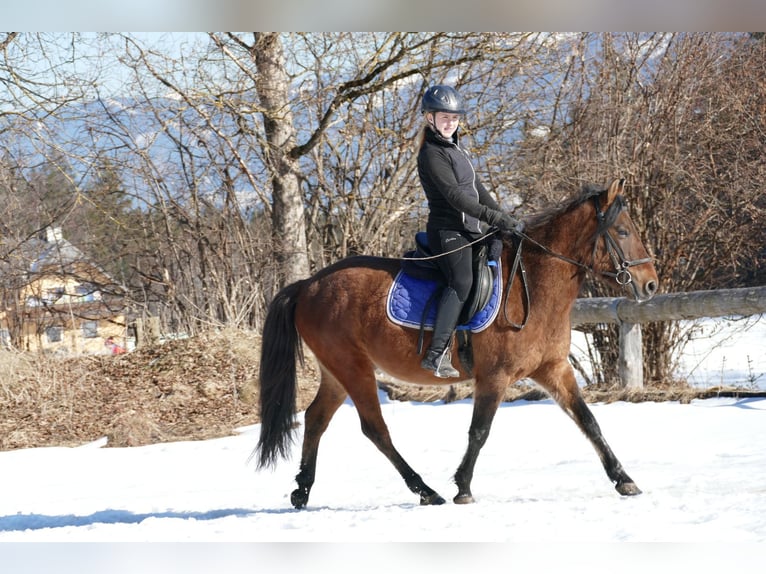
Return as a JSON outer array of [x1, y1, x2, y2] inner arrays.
[[633, 277, 658, 302]]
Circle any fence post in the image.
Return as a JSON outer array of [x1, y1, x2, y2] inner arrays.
[[618, 320, 643, 389], [134, 318, 144, 348]]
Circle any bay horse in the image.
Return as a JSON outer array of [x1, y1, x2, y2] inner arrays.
[[255, 178, 658, 508]]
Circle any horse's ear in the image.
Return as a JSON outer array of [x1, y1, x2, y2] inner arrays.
[[606, 178, 625, 204]]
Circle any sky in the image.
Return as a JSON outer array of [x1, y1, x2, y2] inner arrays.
[[0, 315, 764, 572]]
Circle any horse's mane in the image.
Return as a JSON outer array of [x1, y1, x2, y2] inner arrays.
[[523, 184, 605, 231]]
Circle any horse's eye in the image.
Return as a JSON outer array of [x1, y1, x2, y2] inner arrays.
[[615, 226, 629, 238]]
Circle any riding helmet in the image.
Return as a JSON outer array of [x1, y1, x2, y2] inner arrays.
[[421, 85, 466, 115]]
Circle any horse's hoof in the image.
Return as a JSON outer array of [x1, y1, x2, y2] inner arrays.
[[616, 482, 642, 496], [291, 489, 309, 509], [453, 493, 475, 504], [420, 492, 447, 505]]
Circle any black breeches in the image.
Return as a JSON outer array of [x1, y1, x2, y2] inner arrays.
[[427, 229, 475, 302]]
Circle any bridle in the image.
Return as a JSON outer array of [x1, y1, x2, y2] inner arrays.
[[592, 194, 654, 288], [502, 193, 654, 328]]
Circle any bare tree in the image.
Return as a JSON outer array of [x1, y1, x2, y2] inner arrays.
[[511, 33, 766, 385], [207, 33, 310, 290], [205, 33, 511, 277]]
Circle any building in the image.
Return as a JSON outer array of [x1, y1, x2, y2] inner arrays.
[[0, 227, 127, 355]]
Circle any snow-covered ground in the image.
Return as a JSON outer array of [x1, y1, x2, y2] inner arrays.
[[1, 316, 765, 572]]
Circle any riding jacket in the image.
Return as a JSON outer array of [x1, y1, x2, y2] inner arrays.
[[417, 126, 503, 236]]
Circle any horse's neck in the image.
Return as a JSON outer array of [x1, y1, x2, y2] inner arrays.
[[521, 208, 595, 304], [542, 203, 594, 253]]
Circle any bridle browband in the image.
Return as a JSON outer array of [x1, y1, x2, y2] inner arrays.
[[502, 193, 653, 328]]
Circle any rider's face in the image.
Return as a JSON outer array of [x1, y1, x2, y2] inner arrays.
[[431, 112, 461, 139]]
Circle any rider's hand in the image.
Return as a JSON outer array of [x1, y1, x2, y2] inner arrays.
[[496, 213, 524, 233]]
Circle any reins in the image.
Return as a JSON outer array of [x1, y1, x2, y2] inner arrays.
[[399, 232, 492, 261], [501, 234, 530, 329], [513, 194, 653, 281], [500, 194, 654, 328]]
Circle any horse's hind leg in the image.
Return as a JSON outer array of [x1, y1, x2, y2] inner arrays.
[[291, 367, 348, 509], [333, 359, 446, 506], [355, 395, 447, 506], [535, 361, 641, 496]]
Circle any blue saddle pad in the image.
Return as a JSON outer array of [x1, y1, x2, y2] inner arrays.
[[386, 261, 502, 333]]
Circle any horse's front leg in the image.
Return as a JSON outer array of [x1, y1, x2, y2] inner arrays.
[[567, 392, 641, 495], [453, 382, 506, 504], [535, 361, 641, 496]]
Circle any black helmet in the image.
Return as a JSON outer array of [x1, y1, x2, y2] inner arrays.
[[421, 85, 466, 115]]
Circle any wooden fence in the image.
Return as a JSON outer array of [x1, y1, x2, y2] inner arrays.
[[570, 285, 766, 388]]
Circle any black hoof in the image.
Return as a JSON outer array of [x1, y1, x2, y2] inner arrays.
[[453, 493, 475, 504], [291, 488, 309, 509], [420, 492, 447, 505], [616, 481, 642, 496]]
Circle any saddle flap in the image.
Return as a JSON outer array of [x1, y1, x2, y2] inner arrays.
[[459, 251, 494, 323]]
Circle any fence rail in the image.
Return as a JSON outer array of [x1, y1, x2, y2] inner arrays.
[[570, 286, 766, 388]]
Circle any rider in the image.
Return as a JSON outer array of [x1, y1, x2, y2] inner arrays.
[[417, 84, 521, 378]]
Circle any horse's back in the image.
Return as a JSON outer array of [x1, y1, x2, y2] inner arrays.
[[302, 255, 398, 298], [293, 255, 436, 380], [295, 255, 399, 331]]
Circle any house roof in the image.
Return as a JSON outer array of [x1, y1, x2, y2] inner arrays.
[[28, 235, 88, 273], [1, 227, 116, 289]]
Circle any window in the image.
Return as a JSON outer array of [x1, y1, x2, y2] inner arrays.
[[46, 326, 63, 343], [81, 321, 98, 339]]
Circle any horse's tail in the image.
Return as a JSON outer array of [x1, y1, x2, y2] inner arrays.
[[254, 280, 305, 470]]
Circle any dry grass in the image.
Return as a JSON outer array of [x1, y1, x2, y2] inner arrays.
[[0, 329, 320, 450], [1, 330, 760, 451]]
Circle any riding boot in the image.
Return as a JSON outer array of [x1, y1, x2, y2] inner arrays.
[[421, 287, 462, 378]]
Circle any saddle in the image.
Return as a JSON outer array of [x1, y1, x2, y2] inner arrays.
[[386, 232, 503, 373]]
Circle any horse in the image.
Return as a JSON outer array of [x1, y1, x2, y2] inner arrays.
[[255, 178, 659, 508]]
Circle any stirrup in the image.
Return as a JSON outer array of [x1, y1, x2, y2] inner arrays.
[[421, 349, 460, 379]]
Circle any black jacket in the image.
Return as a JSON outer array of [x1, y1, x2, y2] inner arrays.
[[417, 126, 502, 235]]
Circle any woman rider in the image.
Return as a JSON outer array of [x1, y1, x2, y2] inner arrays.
[[417, 84, 521, 377]]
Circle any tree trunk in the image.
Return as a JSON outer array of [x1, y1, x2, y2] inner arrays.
[[253, 33, 310, 290]]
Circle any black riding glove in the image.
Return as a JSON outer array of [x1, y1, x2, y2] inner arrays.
[[494, 212, 524, 233]]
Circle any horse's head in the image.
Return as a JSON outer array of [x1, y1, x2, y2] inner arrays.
[[590, 178, 658, 302]]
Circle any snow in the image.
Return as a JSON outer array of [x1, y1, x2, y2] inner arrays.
[[1, 316, 765, 572]]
